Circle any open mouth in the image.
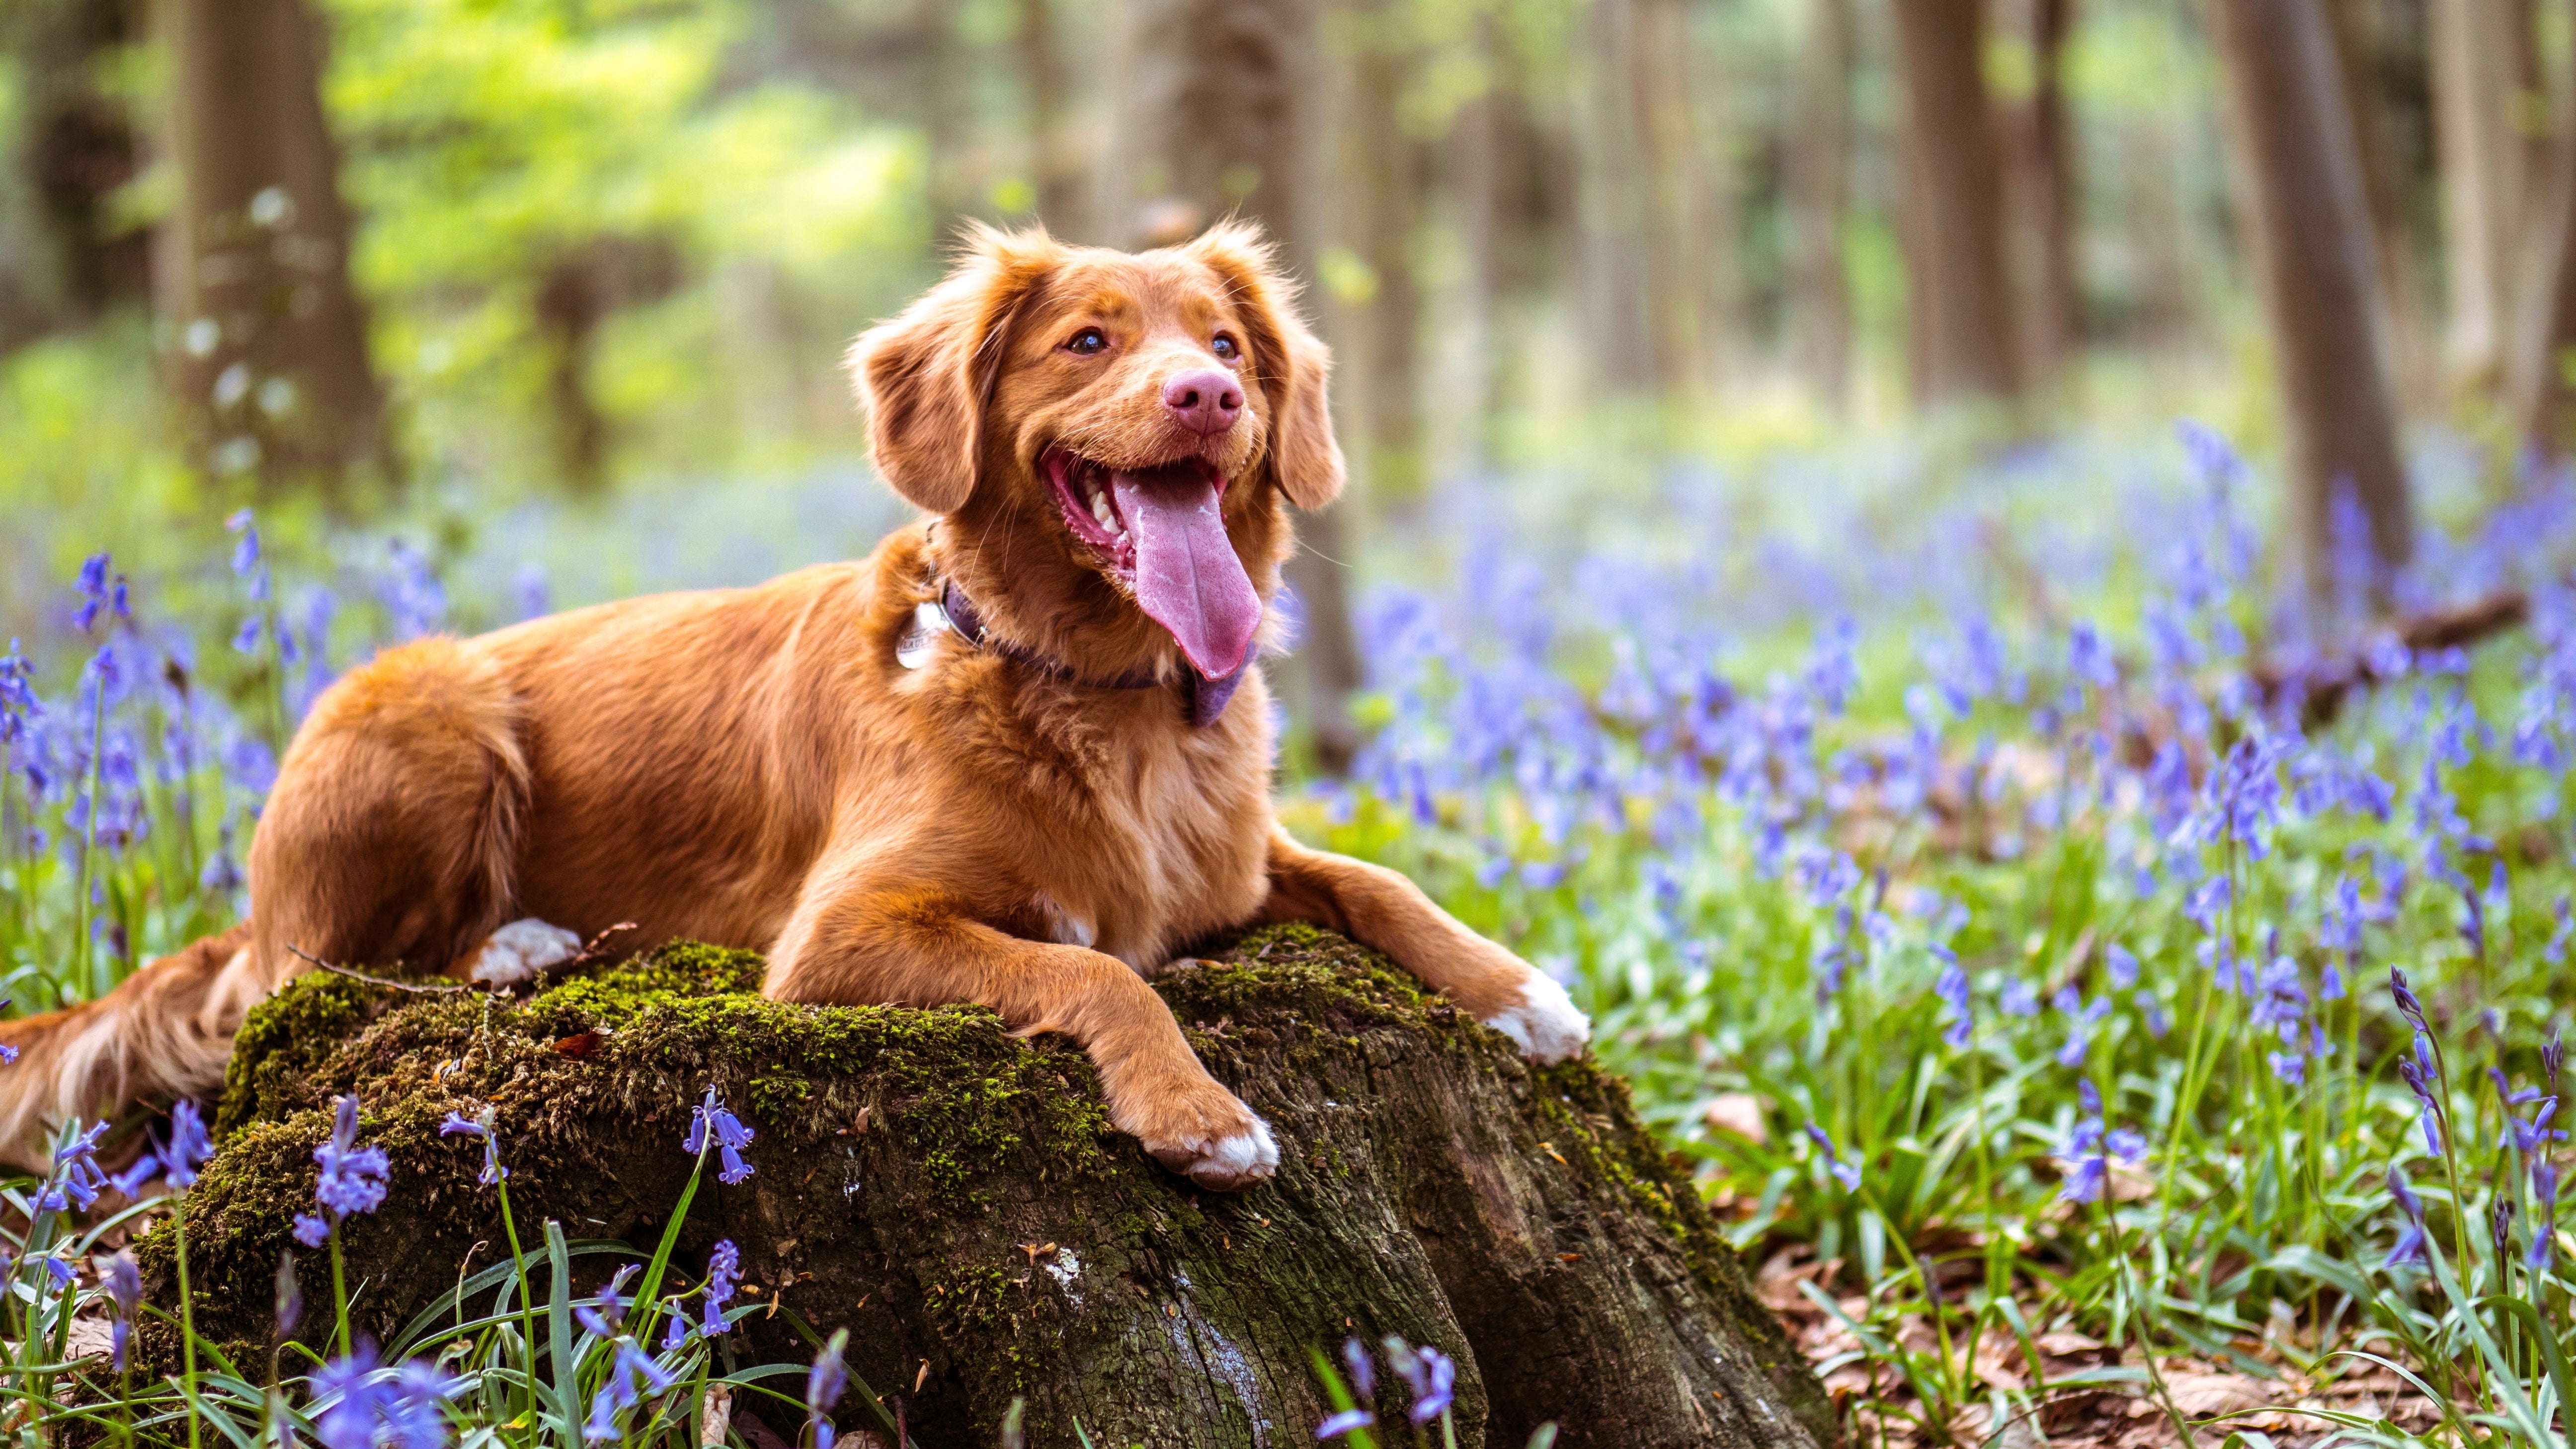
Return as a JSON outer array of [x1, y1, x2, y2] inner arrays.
[[1044, 449, 1261, 680]]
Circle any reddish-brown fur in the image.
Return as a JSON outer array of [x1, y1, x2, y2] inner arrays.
[[0, 224, 1585, 1187]]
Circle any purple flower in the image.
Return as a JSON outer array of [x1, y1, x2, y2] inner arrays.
[[2390, 967, 2429, 1032], [99, 1249, 140, 1371], [684, 1087, 756, 1185], [294, 1214, 331, 1248], [438, 1110, 505, 1186], [1932, 946, 1971, 1048], [806, 1328, 850, 1449], [386, 1361, 465, 1449], [1804, 1123, 1861, 1192], [1999, 978, 2040, 1017], [1341, 1337, 1375, 1399], [1384, 1339, 1457, 1424], [702, 1239, 740, 1336], [310, 1341, 389, 1449], [2105, 945, 2139, 990], [37, 1120, 110, 1213], [1316, 1409, 1376, 1439], [2385, 1166, 2429, 1267], [2533, 1160, 2561, 1270], [2493, 1196, 2519, 1264], [2548, 1027, 2566, 1090], [314, 1095, 390, 1220], [160, 1100, 212, 1191]]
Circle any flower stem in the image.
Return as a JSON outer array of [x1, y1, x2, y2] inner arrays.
[[328, 1223, 350, 1358], [175, 1196, 201, 1449], [496, 1172, 541, 1428]]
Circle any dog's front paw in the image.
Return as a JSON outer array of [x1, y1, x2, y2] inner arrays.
[[1121, 1078, 1280, 1192], [1482, 969, 1591, 1063], [464, 919, 583, 986]]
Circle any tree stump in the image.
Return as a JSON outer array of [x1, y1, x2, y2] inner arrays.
[[150, 926, 1833, 1448]]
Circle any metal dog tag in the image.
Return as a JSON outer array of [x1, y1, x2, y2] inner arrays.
[[896, 600, 952, 671]]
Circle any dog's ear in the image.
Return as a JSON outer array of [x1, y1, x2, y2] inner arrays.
[[1188, 222, 1345, 510], [848, 224, 1057, 514]]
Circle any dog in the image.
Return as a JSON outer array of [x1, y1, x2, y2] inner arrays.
[[0, 222, 1588, 1189]]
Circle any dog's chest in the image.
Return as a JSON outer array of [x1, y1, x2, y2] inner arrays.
[[1031, 722, 1269, 968]]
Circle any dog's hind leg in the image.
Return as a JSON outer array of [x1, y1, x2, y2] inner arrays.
[[249, 636, 532, 986], [0, 923, 263, 1172]]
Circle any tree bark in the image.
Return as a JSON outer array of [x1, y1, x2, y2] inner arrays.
[[1891, 0, 2023, 406], [2326, 0, 2440, 408], [2513, 11, 2576, 456], [1787, 0, 1855, 411], [2209, 0, 2414, 596], [153, 0, 391, 490], [2005, 0, 2081, 383], [1017, 0, 1088, 238], [158, 928, 1836, 1449], [2427, 0, 2528, 390], [1335, 0, 1427, 499]]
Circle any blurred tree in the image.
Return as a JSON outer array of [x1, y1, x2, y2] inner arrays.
[[2327, 0, 2439, 407], [1330, 0, 1426, 499], [1787, 0, 1854, 411], [1104, 0, 1363, 773], [0, 0, 150, 350], [1017, 0, 1087, 237], [2209, 0, 2414, 595], [1576, 0, 1714, 399], [2514, 8, 2576, 457], [1892, 0, 2023, 405], [156, 0, 393, 492], [2003, 0, 2081, 382], [2427, 0, 2531, 392]]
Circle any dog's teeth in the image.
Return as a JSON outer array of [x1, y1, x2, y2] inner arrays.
[[1090, 493, 1113, 526]]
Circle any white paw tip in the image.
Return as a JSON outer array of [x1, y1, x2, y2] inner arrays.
[[1483, 972, 1591, 1064], [469, 919, 583, 985], [1184, 1114, 1279, 1191]]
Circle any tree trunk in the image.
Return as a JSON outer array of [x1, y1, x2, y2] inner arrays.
[[1786, 0, 1855, 411], [2005, 0, 2081, 383], [2513, 12, 2576, 456], [4, 0, 152, 351], [155, 928, 1836, 1449], [2427, 0, 2527, 390], [2327, 0, 2440, 408], [2210, 0, 2414, 596], [1336, 0, 1428, 500], [1104, 0, 1364, 775], [153, 0, 391, 490], [1891, 0, 2023, 406], [1017, 0, 1087, 238]]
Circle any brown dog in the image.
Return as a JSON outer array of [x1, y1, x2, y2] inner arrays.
[[0, 223, 1587, 1187]]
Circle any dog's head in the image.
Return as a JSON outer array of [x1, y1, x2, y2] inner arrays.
[[849, 222, 1341, 682]]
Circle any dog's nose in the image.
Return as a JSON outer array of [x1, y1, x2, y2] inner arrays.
[[1161, 369, 1243, 436]]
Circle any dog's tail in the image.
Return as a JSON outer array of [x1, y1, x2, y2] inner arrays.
[[0, 923, 267, 1172]]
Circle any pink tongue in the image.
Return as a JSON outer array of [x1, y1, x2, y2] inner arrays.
[[1109, 464, 1261, 679]]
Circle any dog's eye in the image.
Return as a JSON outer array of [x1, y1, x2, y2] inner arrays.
[[1211, 334, 1239, 362], [1064, 327, 1108, 356]]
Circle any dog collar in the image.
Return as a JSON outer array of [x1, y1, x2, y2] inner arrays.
[[905, 578, 1248, 728]]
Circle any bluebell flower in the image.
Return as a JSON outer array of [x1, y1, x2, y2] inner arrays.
[[2532, 1160, 2560, 1270], [702, 1238, 740, 1336], [2390, 967, 2429, 1032], [1316, 1409, 1376, 1439], [1804, 1123, 1861, 1191], [2494, 1197, 2519, 1264], [2549, 1027, 2566, 1091], [294, 1214, 331, 1249], [161, 1099, 211, 1191], [2184, 875, 2233, 934], [438, 1109, 505, 1186], [685, 1086, 757, 1185], [573, 1264, 638, 1339], [806, 1328, 850, 1449], [1932, 946, 1971, 1049], [2055, 994, 2111, 1068], [2000, 978, 2040, 1017], [1341, 1337, 1375, 1399], [1384, 1339, 1456, 1424], [37, 1120, 110, 1213], [73, 553, 110, 633], [662, 1305, 690, 1352], [310, 1341, 389, 1449], [385, 1361, 464, 1449], [2133, 990, 2170, 1038], [314, 1095, 390, 1220], [2105, 945, 2139, 990], [99, 1249, 140, 1370]]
